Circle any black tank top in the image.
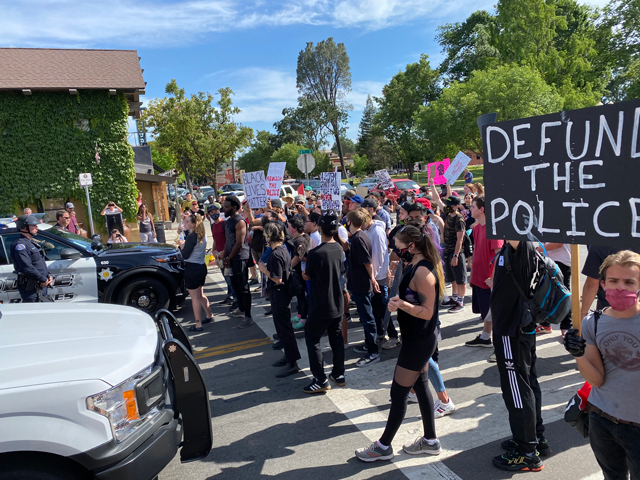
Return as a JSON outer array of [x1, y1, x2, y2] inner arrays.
[[224, 214, 250, 260], [398, 259, 440, 341]]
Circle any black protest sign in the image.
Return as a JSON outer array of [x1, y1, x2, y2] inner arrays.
[[482, 99, 640, 248]]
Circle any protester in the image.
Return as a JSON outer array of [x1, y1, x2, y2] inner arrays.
[[101, 201, 123, 216], [107, 229, 127, 243], [490, 240, 548, 472], [465, 196, 503, 349], [209, 203, 235, 306], [259, 222, 301, 378], [136, 191, 143, 207], [65, 202, 79, 234], [53, 210, 70, 231], [564, 250, 640, 480], [441, 196, 467, 313], [289, 216, 310, 324], [179, 214, 213, 332], [221, 195, 253, 328], [302, 211, 346, 393], [347, 208, 381, 367], [23, 207, 32, 215], [355, 225, 444, 462], [136, 204, 157, 243], [188, 200, 205, 217], [464, 168, 473, 185], [182, 192, 194, 211]]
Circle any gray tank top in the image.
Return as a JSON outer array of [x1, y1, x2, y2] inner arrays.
[[224, 214, 250, 260]]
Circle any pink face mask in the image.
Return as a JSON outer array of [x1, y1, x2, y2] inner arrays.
[[604, 288, 640, 311]]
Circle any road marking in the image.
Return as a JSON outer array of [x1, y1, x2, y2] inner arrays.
[[194, 337, 272, 360], [194, 337, 271, 355]]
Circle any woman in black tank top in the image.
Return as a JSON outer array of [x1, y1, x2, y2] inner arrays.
[[355, 226, 446, 462]]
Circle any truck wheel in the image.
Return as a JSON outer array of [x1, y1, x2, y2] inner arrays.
[[118, 277, 170, 314]]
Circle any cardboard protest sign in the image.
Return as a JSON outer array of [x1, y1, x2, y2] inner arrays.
[[482, 99, 640, 248], [241, 171, 267, 209], [320, 172, 342, 211], [427, 159, 450, 185], [374, 169, 394, 190], [266, 162, 286, 199], [444, 151, 472, 185]]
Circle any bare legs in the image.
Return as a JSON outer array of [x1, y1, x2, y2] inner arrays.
[[188, 286, 212, 328]]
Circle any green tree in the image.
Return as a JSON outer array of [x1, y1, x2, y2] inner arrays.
[[416, 64, 563, 158], [356, 95, 376, 156], [237, 130, 275, 173], [148, 141, 177, 172], [141, 80, 253, 192], [273, 99, 331, 152], [373, 55, 441, 179], [351, 154, 370, 176], [331, 136, 356, 154], [271, 143, 307, 178], [311, 152, 333, 176], [296, 37, 352, 177]]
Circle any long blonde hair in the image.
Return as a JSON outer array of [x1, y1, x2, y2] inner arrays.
[[395, 225, 446, 300], [474, 183, 484, 195], [189, 214, 206, 245]]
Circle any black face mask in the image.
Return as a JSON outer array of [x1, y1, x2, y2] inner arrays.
[[210, 213, 220, 220], [398, 247, 413, 263]]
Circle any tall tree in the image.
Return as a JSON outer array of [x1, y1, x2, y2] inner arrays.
[[237, 130, 275, 173], [356, 95, 377, 157], [272, 99, 331, 152], [331, 136, 356, 154], [142, 80, 253, 192], [296, 37, 352, 177], [372, 55, 441, 179]]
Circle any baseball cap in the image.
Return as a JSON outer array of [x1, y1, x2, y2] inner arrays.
[[415, 197, 431, 210], [295, 195, 306, 204], [451, 191, 460, 197], [344, 189, 357, 199], [397, 201, 412, 212], [65, 202, 74, 209], [445, 196, 461, 206], [362, 198, 378, 209], [304, 186, 313, 191], [318, 211, 338, 228], [368, 191, 381, 198], [207, 202, 221, 211], [271, 198, 283, 209], [351, 195, 364, 205]]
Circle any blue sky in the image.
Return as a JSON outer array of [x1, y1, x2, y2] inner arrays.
[[1, 0, 608, 146]]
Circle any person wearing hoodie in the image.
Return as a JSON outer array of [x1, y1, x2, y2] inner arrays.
[[364, 211, 399, 349]]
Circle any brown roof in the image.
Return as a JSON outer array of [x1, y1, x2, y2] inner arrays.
[[0, 48, 145, 91]]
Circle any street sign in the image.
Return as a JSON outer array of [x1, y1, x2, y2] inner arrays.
[[298, 149, 314, 154], [79, 173, 93, 187], [297, 154, 315, 179]]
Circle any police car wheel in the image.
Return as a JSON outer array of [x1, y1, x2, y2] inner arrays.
[[117, 278, 170, 314]]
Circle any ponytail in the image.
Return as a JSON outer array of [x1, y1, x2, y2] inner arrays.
[[189, 214, 206, 244]]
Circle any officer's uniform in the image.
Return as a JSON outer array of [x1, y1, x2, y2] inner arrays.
[[11, 231, 49, 303]]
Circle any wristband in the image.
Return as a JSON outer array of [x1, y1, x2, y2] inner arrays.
[[453, 254, 459, 257]]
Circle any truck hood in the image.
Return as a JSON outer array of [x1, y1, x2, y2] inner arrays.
[[100, 243, 179, 256], [0, 304, 158, 390]]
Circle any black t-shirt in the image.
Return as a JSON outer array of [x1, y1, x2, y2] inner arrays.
[[490, 241, 538, 336], [292, 234, 310, 275], [306, 242, 344, 319], [582, 245, 640, 309], [266, 244, 291, 291], [388, 224, 403, 253], [347, 230, 373, 295]]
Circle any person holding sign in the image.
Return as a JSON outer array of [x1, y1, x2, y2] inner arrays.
[[564, 250, 640, 480], [440, 196, 467, 313]]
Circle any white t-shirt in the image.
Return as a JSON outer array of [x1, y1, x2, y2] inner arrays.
[[309, 231, 321, 250], [546, 243, 570, 267]]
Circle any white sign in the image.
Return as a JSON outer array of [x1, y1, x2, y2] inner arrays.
[[266, 162, 286, 199], [241, 171, 267, 209], [374, 169, 394, 190], [443, 151, 472, 185], [320, 172, 341, 211], [297, 154, 315, 174], [79, 173, 93, 187]]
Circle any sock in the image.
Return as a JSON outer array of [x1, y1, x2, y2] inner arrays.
[[443, 295, 450, 303], [377, 440, 389, 449], [480, 330, 491, 341], [424, 438, 438, 445], [525, 452, 535, 457], [452, 293, 459, 301]]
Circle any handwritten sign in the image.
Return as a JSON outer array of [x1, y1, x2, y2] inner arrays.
[[241, 171, 267, 209], [444, 151, 471, 185], [320, 172, 342, 211], [374, 169, 394, 190], [266, 162, 286, 199], [482, 98, 640, 248], [427, 159, 450, 185]]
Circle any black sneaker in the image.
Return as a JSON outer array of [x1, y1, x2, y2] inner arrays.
[[356, 353, 380, 367], [448, 302, 465, 313], [441, 297, 457, 307], [492, 450, 543, 472], [272, 355, 288, 367], [353, 345, 368, 354], [272, 341, 283, 350], [219, 297, 233, 305], [501, 438, 551, 457], [275, 362, 300, 378], [328, 373, 346, 387], [465, 335, 492, 348], [264, 308, 273, 316], [228, 302, 238, 311], [302, 378, 331, 394]]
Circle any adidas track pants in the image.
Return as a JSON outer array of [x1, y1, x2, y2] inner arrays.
[[494, 328, 545, 454]]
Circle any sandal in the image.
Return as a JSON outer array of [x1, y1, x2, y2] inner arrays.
[[187, 325, 204, 332], [202, 317, 214, 324]]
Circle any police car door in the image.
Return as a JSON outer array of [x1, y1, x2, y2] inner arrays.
[[0, 236, 12, 303]]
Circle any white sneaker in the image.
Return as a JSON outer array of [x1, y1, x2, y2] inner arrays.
[[407, 392, 419, 403], [488, 352, 497, 363], [382, 337, 401, 350], [434, 399, 455, 418]]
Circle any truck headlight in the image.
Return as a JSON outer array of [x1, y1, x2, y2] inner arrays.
[[87, 365, 159, 443]]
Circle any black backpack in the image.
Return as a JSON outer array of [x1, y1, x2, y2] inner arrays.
[[505, 249, 572, 326]]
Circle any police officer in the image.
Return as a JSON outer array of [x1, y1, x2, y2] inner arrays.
[[12, 215, 51, 302]]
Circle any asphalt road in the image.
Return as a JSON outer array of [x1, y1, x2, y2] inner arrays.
[[158, 243, 603, 480]]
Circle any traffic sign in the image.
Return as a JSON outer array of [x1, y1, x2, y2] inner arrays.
[[297, 154, 315, 176], [298, 149, 314, 154], [79, 173, 93, 187]]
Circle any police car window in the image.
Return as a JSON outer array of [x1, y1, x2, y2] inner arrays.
[[36, 236, 70, 261], [45, 228, 93, 253], [2, 234, 21, 264], [0, 237, 10, 265]]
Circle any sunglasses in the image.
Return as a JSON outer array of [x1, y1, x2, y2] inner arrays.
[[62, 216, 70, 220]]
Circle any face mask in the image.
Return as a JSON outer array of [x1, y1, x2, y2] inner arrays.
[[398, 247, 413, 263], [605, 288, 640, 311], [210, 213, 220, 220]]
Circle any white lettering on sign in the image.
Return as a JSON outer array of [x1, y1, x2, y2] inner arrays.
[[523, 163, 550, 191], [513, 124, 532, 159], [578, 160, 606, 189], [562, 201, 589, 237], [594, 201, 620, 237], [540, 121, 562, 156], [632, 107, 640, 158], [631, 198, 640, 238], [595, 111, 624, 158], [486, 126, 511, 163], [565, 120, 591, 160], [241, 171, 267, 209]]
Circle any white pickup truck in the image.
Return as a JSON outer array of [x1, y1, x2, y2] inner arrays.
[[0, 304, 212, 480]]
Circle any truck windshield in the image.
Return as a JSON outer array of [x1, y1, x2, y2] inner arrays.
[[45, 227, 95, 253]]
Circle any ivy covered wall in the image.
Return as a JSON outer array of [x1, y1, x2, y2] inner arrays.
[[0, 90, 137, 222]]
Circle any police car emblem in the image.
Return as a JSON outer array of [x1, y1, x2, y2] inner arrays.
[[15, 244, 25, 251], [99, 268, 114, 282]]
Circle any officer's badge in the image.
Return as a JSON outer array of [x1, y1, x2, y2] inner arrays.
[[98, 268, 114, 282], [15, 244, 25, 251]]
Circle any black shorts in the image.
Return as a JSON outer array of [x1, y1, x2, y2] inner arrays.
[[396, 336, 437, 371], [444, 252, 467, 285], [184, 262, 208, 290], [472, 284, 491, 320]]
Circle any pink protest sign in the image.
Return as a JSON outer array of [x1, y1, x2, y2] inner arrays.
[[427, 159, 450, 185]]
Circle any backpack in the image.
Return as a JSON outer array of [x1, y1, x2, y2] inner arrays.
[[505, 248, 571, 326]]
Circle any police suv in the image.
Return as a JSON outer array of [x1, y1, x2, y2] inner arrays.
[[0, 224, 184, 313]]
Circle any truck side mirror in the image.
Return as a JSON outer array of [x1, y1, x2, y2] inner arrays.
[[60, 248, 82, 260]]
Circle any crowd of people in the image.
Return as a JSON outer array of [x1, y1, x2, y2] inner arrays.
[[171, 177, 639, 478]]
